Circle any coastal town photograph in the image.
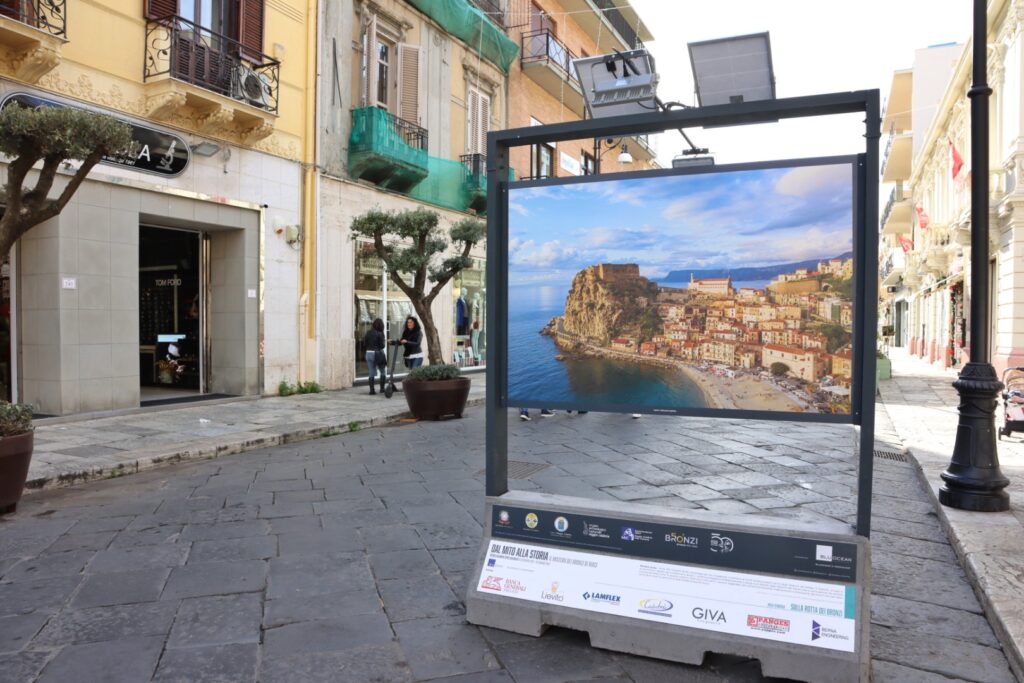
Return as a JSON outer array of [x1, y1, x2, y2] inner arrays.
[[508, 162, 857, 414]]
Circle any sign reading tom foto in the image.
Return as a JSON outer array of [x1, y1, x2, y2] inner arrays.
[[1, 92, 190, 177]]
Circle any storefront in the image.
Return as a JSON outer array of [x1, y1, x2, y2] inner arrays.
[[353, 241, 415, 382], [452, 257, 486, 369]]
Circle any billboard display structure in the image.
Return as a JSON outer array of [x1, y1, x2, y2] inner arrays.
[[508, 158, 858, 420], [468, 91, 879, 683]]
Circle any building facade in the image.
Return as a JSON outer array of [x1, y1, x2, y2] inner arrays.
[[879, 0, 1024, 375], [0, 0, 313, 415]]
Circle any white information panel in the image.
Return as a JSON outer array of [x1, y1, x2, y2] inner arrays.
[[477, 540, 857, 653]]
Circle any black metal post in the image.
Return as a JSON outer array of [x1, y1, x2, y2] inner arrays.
[[939, 0, 1010, 511]]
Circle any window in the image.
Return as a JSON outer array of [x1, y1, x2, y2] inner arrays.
[[530, 2, 554, 33], [581, 151, 595, 176], [375, 39, 392, 108], [362, 14, 420, 122], [466, 87, 491, 155], [531, 143, 554, 179]]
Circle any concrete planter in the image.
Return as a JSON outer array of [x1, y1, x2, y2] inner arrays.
[[0, 432, 34, 515], [403, 377, 471, 420]]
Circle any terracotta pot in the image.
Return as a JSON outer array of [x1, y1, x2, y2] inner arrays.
[[403, 377, 471, 420], [0, 431, 34, 515]]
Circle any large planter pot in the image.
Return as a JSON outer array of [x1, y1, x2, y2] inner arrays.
[[0, 431, 34, 515], [876, 357, 892, 382], [403, 377, 471, 420]]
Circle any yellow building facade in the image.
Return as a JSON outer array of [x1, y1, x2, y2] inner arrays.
[[0, 0, 315, 414]]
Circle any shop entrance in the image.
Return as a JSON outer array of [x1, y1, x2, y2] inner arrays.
[[139, 226, 206, 404]]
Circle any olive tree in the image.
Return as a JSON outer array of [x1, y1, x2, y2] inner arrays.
[[0, 103, 133, 259], [351, 207, 486, 365]]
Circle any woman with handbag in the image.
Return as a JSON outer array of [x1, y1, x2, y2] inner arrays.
[[363, 318, 387, 394]]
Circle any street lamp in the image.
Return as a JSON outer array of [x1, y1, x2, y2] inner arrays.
[[939, 0, 1010, 511], [687, 32, 776, 107]]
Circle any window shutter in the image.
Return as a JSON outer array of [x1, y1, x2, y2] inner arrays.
[[144, 0, 177, 20], [466, 89, 479, 154], [397, 43, 420, 124], [237, 0, 265, 62], [364, 14, 378, 107], [477, 92, 490, 156]]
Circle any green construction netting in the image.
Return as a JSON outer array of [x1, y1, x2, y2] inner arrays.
[[349, 107, 429, 193], [405, 0, 519, 73], [409, 155, 476, 213]]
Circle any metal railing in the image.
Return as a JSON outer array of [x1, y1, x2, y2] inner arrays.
[[144, 15, 281, 114], [880, 183, 904, 232], [592, 0, 643, 49], [387, 109, 429, 150], [469, 0, 504, 27], [0, 0, 66, 38], [461, 153, 486, 179], [521, 29, 578, 82], [880, 122, 896, 177]]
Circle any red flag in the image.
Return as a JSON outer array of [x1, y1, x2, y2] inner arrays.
[[898, 234, 913, 253], [949, 138, 965, 179], [915, 205, 930, 230]]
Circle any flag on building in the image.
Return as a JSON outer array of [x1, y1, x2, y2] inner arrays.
[[915, 204, 931, 230], [898, 234, 913, 253], [950, 138, 965, 179]]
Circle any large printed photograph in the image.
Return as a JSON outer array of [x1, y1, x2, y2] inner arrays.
[[507, 160, 856, 415]]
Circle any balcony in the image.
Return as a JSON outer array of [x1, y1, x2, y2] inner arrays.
[[521, 30, 585, 117], [881, 122, 912, 183], [557, 0, 653, 53], [462, 153, 488, 213], [349, 107, 429, 192], [880, 248, 906, 287], [0, 0, 66, 82], [881, 184, 912, 235], [143, 16, 279, 141], [468, 0, 504, 27]]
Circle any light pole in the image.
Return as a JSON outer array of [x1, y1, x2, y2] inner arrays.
[[939, 0, 1010, 511]]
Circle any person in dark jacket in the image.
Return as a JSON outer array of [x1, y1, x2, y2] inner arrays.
[[399, 316, 424, 369], [363, 318, 387, 394]]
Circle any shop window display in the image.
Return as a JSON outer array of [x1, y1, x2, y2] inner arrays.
[[453, 258, 485, 368], [354, 241, 415, 380]]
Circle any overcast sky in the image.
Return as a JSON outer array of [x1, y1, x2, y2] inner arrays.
[[627, 0, 971, 166], [509, 162, 853, 287]]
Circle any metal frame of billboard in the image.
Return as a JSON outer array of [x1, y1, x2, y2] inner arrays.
[[485, 90, 880, 538]]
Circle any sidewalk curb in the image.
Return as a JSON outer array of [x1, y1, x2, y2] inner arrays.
[[24, 396, 486, 494], [901, 446, 1024, 683]]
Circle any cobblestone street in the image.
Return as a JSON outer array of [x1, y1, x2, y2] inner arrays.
[[0, 408, 1013, 682]]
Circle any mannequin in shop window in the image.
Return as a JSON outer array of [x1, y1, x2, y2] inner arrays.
[[471, 321, 481, 364], [456, 288, 469, 336]]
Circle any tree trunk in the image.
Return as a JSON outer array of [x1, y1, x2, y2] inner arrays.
[[411, 298, 445, 365]]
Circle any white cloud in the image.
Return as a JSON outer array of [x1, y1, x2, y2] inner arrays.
[[509, 202, 530, 216], [775, 164, 851, 197]]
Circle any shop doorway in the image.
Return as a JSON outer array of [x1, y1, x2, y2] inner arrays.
[[139, 226, 206, 404]]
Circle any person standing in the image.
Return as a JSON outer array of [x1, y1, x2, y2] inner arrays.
[[399, 316, 425, 369], [363, 318, 387, 394]]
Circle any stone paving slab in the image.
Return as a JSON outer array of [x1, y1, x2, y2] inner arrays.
[[0, 402, 1015, 682], [880, 350, 1024, 682], [24, 379, 485, 491]]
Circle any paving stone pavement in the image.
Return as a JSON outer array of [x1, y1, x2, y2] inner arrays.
[[25, 380, 485, 490], [0, 407, 1015, 682], [878, 349, 1024, 682]]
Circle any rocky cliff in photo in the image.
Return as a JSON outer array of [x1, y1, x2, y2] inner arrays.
[[555, 264, 659, 346]]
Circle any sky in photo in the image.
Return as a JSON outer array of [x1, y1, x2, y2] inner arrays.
[[508, 162, 854, 289]]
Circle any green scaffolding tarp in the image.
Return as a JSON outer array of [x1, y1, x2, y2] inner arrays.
[[349, 107, 429, 193], [405, 0, 519, 73]]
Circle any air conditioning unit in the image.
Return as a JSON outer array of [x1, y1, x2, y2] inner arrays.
[[232, 64, 270, 109]]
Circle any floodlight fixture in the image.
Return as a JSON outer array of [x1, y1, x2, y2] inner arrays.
[[573, 49, 659, 119], [617, 144, 633, 164], [672, 154, 714, 169], [190, 141, 222, 157], [687, 32, 776, 107]]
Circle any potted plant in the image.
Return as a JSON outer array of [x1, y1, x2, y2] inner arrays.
[[876, 348, 892, 381], [402, 364, 471, 420], [0, 402, 34, 515]]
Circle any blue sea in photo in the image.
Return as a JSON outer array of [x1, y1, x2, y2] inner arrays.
[[507, 281, 769, 408]]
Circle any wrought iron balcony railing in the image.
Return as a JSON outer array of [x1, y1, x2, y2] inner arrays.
[[0, 0, 66, 38], [880, 122, 896, 178], [880, 183, 904, 232], [522, 29, 579, 82], [469, 0, 504, 27], [144, 15, 281, 114], [592, 0, 643, 49], [461, 153, 486, 179]]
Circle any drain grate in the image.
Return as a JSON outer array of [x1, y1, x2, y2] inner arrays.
[[478, 461, 552, 479], [873, 449, 909, 462]]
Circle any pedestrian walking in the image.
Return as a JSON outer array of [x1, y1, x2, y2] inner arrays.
[[399, 316, 425, 369], [363, 318, 387, 394], [519, 408, 554, 421]]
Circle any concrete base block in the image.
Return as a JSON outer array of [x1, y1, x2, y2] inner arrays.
[[466, 491, 871, 683]]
